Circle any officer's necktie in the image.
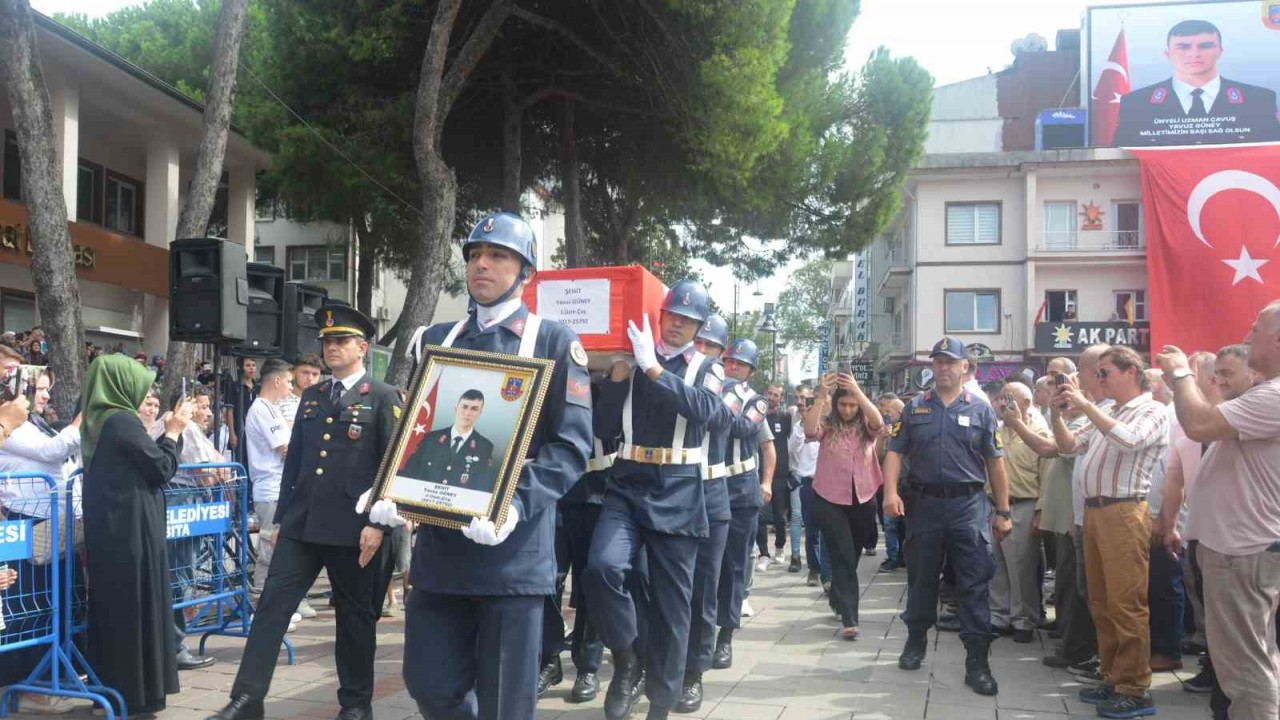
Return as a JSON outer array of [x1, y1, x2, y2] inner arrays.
[[330, 381, 344, 404], [452, 436, 463, 455], [1189, 88, 1207, 116]]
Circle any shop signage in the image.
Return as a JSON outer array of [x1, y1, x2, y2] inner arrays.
[[0, 222, 96, 268], [1035, 321, 1151, 353]]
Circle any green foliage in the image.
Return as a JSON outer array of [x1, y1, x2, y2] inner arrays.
[[775, 258, 833, 354]]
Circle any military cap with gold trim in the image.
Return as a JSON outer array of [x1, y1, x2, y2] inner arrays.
[[317, 303, 376, 340]]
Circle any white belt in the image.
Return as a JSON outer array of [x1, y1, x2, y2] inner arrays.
[[586, 453, 616, 473], [617, 443, 704, 466], [726, 457, 758, 477], [702, 462, 727, 481]]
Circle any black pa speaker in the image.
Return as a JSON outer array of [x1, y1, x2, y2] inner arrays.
[[283, 281, 328, 362], [231, 263, 285, 358], [169, 237, 247, 344]]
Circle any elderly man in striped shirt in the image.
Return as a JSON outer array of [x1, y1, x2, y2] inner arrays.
[[1052, 345, 1170, 719]]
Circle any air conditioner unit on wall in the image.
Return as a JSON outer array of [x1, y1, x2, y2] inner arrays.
[[375, 306, 391, 320]]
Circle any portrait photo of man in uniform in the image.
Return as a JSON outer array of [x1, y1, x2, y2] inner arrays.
[[1113, 18, 1280, 146], [399, 389, 497, 493]]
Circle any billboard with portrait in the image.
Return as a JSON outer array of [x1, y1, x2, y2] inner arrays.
[[1088, 0, 1280, 147]]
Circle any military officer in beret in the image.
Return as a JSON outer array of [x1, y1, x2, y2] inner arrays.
[[399, 389, 497, 493], [882, 336, 1012, 697], [208, 305, 403, 720], [369, 211, 592, 720]]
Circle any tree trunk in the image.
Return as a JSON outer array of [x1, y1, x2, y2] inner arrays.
[[386, 0, 512, 387], [560, 98, 587, 268], [355, 220, 375, 317], [500, 59, 522, 213], [0, 0, 86, 418], [161, 0, 250, 401]]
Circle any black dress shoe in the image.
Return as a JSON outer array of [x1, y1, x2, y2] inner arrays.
[[569, 671, 599, 703], [334, 707, 372, 720], [711, 628, 732, 669], [537, 656, 563, 697], [205, 695, 264, 720], [177, 646, 216, 670], [964, 641, 998, 696], [674, 673, 703, 713], [787, 556, 802, 573], [898, 630, 928, 671], [605, 650, 642, 720], [1012, 628, 1035, 644]]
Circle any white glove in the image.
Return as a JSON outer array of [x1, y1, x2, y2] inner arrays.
[[460, 511, 518, 546], [628, 314, 659, 373], [355, 489, 407, 528]]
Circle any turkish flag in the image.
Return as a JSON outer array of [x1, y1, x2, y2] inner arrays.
[[1091, 30, 1130, 146], [397, 371, 440, 471], [1132, 144, 1280, 352]]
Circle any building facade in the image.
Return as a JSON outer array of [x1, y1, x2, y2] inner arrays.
[[0, 15, 269, 356]]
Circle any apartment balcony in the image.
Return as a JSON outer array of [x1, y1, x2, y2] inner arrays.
[[877, 252, 913, 295], [1037, 230, 1146, 253]]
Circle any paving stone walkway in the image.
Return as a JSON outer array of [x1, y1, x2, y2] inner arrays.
[[11, 558, 1210, 720]]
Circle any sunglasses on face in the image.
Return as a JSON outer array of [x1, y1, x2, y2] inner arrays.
[[1096, 367, 1124, 379]]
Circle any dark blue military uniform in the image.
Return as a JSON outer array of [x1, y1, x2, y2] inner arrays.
[[585, 346, 723, 712], [888, 388, 1003, 644], [403, 305, 592, 720], [716, 381, 771, 635], [228, 309, 402, 713]]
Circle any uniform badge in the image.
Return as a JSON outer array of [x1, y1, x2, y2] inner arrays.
[[359, 382, 370, 395], [325, 310, 335, 327], [911, 407, 931, 415], [348, 424, 362, 441], [482, 217, 494, 232], [995, 432, 1004, 450], [439, 434, 448, 445], [470, 439, 477, 449], [501, 374, 525, 401], [681, 292, 691, 306], [392, 406, 402, 420], [891, 421, 902, 438], [570, 341, 589, 367], [746, 398, 768, 424], [460, 473, 470, 484], [1151, 87, 1168, 104], [703, 363, 725, 394], [1227, 87, 1243, 104]]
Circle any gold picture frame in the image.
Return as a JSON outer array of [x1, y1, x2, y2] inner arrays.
[[367, 344, 555, 530]]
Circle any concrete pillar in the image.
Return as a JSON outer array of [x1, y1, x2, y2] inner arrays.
[[1024, 169, 1038, 353], [226, 167, 255, 250], [48, 79, 78, 220], [145, 133, 179, 247]]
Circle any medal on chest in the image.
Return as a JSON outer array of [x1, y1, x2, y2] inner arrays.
[[348, 424, 363, 441]]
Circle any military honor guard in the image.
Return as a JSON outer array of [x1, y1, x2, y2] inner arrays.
[[881, 336, 1013, 696], [369, 212, 592, 720], [585, 280, 725, 720], [711, 339, 774, 672], [207, 305, 403, 720]]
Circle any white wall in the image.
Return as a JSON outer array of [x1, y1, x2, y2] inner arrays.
[[926, 76, 1003, 154]]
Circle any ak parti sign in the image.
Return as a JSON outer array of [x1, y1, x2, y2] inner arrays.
[[0, 199, 168, 297], [1035, 321, 1152, 354]]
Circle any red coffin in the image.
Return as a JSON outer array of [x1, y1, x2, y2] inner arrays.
[[522, 265, 667, 353]]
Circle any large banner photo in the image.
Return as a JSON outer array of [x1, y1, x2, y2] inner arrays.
[[1089, 0, 1280, 147]]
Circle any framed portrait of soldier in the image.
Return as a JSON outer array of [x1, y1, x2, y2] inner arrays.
[[369, 345, 555, 530]]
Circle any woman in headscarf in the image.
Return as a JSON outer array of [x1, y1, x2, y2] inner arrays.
[[81, 355, 193, 716]]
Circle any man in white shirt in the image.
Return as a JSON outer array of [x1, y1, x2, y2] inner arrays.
[[246, 359, 294, 596], [788, 386, 824, 588]]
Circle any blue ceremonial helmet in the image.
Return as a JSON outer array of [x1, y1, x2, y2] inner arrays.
[[661, 279, 712, 325], [463, 212, 539, 272], [696, 314, 729, 349], [724, 338, 760, 369]]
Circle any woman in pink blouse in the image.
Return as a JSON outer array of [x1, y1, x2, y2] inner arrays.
[[804, 371, 884, 639]]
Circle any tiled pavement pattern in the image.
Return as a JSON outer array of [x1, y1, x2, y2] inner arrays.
[[13, 560, 1209, 720]]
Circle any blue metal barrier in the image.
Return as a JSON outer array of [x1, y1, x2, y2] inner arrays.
[[0, 472, 122, 720], [165, 463, 293, 664]]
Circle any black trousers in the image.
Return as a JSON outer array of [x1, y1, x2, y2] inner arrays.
[[813, 493, 876, 628], [560, 503, 604, 673], [541, 514, 571, 664], [232, 536, 385, 708]]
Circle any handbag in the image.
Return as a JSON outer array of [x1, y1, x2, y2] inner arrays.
[[785, 473, 801, 492], [30, 516, 84, 566]]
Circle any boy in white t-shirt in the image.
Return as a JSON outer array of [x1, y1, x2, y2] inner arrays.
[[245, 359, 294, 597]]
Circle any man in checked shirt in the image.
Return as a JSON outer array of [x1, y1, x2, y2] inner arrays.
[[1052, 345, 1170, 719]]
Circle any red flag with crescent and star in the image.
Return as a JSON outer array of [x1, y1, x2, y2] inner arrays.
[[1131, 144, 1280, 352], [398, 377, 440, 471], [1091, 30, 1129, 147]]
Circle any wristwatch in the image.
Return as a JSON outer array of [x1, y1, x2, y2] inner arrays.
[[1171, 368, 1194, 383], [995, 509, 1012, 519]]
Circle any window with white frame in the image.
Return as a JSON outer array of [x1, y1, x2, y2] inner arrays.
[[288, 246, 346, 282], [105, 175, 141, 235], [1043, 201, 1077, 250], [945, 203, 1000, 245], [1113, 290, 1148, 322], [1113, 201, 1142, 248], [254, 246, 275, 265], [945, 290, 1000, 332], [1045, 290, 1077, 322]]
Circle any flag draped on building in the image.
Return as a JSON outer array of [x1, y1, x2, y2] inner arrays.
[[1132, 144, 1280, 352], [1091, 30, 1130, 146]]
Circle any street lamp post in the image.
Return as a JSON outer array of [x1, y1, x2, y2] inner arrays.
[[759, 304, 779, 383]]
